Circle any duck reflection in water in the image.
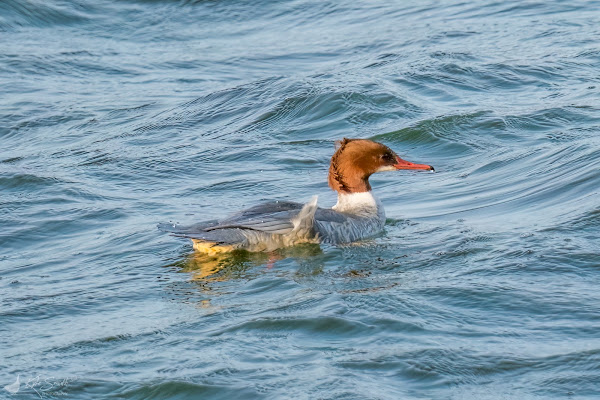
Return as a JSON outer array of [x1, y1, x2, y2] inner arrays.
[[169, 243, 325, 283]]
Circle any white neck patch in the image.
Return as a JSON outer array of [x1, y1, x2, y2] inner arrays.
[[375, 165, 396, 172], [332, 191, 380, 214]]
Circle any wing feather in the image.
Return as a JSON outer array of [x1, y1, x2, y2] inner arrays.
[[158, 201, 307, 240]]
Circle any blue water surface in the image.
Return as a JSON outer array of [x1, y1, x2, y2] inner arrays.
[[1, 0, 600, 399]]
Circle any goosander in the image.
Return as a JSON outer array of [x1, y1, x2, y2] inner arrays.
[[160, 138, 434, 254]]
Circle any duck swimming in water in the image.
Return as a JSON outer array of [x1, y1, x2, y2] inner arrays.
[[159, 138, 434, 254]]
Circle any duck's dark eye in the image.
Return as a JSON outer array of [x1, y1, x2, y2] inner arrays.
[[381, 152, 395, 163]]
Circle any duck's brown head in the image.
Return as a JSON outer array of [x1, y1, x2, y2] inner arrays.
[[327, 138, 434, 193]]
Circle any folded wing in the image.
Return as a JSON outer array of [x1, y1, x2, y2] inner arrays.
[[158, 200, 308, 244]]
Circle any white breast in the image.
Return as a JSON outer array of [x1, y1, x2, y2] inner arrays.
[[314, 191, 386, 244], [333, 192, 381, 216]]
